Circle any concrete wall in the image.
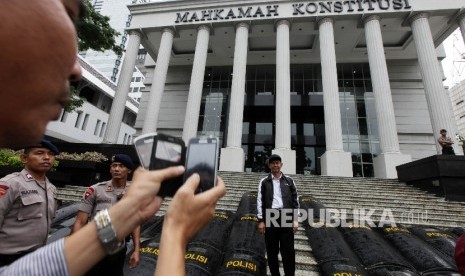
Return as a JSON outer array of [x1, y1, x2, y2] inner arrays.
[[46, 101, 136, 144], [135, 66, 191, 138], [388, 59, 437, 159]]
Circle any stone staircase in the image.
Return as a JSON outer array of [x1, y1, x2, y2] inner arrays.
[[56, 172, 465, 276]]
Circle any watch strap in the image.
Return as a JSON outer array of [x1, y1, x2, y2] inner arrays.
[[94, 209, 125, 255]]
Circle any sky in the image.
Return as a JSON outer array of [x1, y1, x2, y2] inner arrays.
[[442, 28, 465, 89]]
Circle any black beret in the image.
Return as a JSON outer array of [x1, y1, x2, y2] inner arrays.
[[268, 154, 281, 163], [111, 154, 135, 170], [24, 139, 59, 155]]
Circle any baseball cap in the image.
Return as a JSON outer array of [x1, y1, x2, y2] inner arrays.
[[268, 154, 282, 163], [111, 154, 135, 170]]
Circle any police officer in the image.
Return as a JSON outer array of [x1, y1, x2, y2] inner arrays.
[[71, 153, 140, 275], [257, 154, 299, 276], [0, 139, 59, 266]]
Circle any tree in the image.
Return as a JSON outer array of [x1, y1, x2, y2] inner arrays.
[[77, 0, 124, 55], [64, 86, 85, 113], [64, 0, 124, 112]]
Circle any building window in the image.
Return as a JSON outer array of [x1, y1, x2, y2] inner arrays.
[[81, 114, 90, 131], [99, 122, 106, 137], [60, 111, 68, 122], [75, 112, 83, 128], [94, 120, 101, 136], [338, 63, 378, 177]]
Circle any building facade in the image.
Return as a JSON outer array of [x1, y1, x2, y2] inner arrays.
[[450, 79, 465, 138], [105, 0, 465, 178], [46, 56, 137, 144]]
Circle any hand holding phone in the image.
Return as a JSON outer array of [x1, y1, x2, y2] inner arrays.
[[134, 133, 185, 197]]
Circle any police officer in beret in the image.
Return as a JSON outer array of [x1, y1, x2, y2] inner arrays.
[[71, 153, 140, 275], [0, 139, 59, 266]]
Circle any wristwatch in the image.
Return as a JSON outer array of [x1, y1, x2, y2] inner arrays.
[[94, 209, 125, 255]]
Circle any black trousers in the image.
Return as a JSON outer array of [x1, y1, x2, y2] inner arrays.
[[442, 147, 455, 155], [264, 212, 295, 276], [85, 246, 126, 276]]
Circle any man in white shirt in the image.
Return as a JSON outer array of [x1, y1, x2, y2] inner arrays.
[[257, 154, 298, 276]]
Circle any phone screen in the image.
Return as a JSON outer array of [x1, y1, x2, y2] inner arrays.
[[134, 136, 154, 169], [155, 140, 182, 162], [184, 139, 218, 192]]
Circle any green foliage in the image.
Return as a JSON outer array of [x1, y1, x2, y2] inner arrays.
[[0, 149, 23, 168], [77, 0, 123, 55], [0, 149, 59, 169], [63, 86, 85, 113]]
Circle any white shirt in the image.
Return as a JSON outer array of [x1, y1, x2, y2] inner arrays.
[[271, 175, 283, 209]]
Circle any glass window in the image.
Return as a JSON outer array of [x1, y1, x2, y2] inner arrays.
[[303, 123, 314, 136], [81, 114, 90, 131], [256, 123, 272, 135], [243, 122, 249, 134], [291, 123, 297, 136]]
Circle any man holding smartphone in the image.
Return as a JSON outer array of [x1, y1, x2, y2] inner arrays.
[[257, 154, 299, 276], [71, 154, 140, 275]]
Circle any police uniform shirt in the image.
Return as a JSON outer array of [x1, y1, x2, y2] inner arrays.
[[0, 169, 57, 254], [78, 180, 128, 220]]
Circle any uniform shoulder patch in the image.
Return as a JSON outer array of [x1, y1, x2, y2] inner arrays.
[[0, 184, 9, 197], [84, 187, 95, 200]]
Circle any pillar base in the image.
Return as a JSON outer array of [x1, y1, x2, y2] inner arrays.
[[272, 148, 296, 174], [321, 151, 353, 177], [219, 147, 244, 172], [373, 152, 412, 179]]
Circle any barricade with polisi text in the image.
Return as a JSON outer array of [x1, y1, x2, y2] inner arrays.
[[217, 192, 266, 275], [123, 231, 162, 275], [340, 224, 418, 275], [299, 195, 368, 276], [185, 210, 235, 275], [409, 226, 458, 263], [378, 226, 459, 275]]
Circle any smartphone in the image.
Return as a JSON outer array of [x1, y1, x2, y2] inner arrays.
[[133, 133, 156, 170], [183, 137, 219, 193], [134, 133, 186, 197]]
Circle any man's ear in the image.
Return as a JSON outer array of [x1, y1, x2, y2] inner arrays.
[[20, 153, 28, 164]]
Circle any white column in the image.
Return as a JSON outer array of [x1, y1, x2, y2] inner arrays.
[[104, 30, 141, 143], [274, 20, 295, 174], [459, 13, 465, 47], [318, 18, 353, 177], [219, 23, 249, 172], [364, 15, 411, 178], [410, 13, 461, 154], [142, 28, 174, 134], [182, 25, 210, 143]]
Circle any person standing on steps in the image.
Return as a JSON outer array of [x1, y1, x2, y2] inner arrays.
[[257, 154, 299, 276], [438, 129, 455, 155]]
